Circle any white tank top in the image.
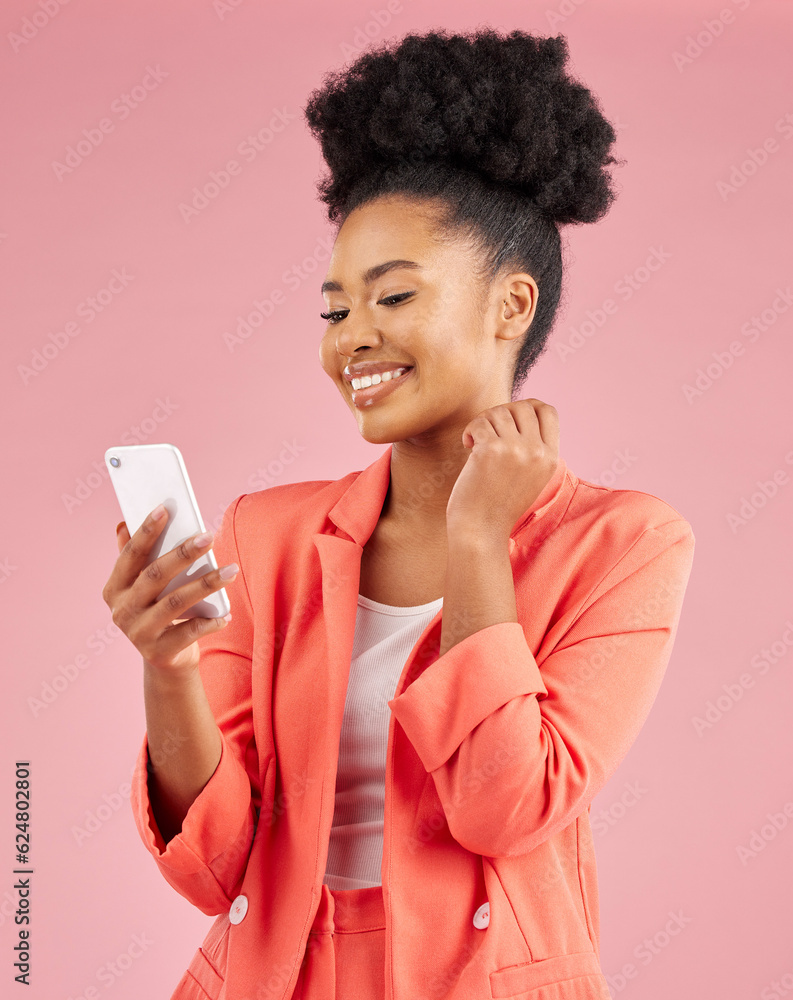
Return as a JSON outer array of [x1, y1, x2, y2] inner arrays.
[[322, 591, 443, 890]]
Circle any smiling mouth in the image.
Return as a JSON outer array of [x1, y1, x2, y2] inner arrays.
[[349, 367, 413, 407]]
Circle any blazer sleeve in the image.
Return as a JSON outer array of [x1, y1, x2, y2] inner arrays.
[[128, 493, 260, 915], [388, 517, 695, 859]]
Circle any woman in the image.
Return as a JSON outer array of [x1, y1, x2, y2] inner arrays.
[[103, 28, 695, 1000]]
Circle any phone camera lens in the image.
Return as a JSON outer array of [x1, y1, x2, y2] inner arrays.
[[109, 456, 120, 467]]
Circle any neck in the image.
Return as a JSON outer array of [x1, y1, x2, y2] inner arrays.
[[380, 435, 471, 533]]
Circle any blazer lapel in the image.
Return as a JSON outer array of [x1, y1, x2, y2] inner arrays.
[[308, 446, 394, 817]]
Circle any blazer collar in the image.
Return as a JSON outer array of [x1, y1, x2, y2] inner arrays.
[[325, 444, 570, 548]]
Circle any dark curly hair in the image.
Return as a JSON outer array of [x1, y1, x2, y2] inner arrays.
[[303, 27, 621, 398]]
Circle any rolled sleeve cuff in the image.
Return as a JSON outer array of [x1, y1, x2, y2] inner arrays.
[[130, 729, 252, 876], [388, 621, 547, 773]]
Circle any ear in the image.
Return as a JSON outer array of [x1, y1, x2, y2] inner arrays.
[[500, 273, 538, 329]]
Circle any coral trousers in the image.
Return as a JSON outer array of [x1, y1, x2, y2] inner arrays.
[[292, 884, 386, 1000]]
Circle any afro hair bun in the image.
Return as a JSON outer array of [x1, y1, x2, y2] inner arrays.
[[304, 28, 620, 226]]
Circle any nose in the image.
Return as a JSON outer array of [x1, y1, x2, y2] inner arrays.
[[333, 306, 383, 358]]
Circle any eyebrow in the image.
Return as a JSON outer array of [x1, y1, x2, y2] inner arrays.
[[320, 259, 423, 295]]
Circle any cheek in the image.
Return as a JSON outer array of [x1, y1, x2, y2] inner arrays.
[[318, 333, 334, 375], [416, 318, 470, 375]]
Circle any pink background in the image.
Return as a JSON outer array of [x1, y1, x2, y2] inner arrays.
[[1, 0, 792, 996]]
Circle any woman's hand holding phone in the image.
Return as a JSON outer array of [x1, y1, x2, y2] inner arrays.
[[102, 503, 238, 678]]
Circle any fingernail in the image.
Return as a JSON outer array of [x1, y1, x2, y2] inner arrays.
[[194, 531, 213, 547], [151, 503, 167, 520], [219, 563, 239, 580]]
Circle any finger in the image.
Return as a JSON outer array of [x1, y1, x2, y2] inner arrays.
[[128, 527, 217, 612], [508, 399, 542, 438], [533, 401, 560, 452], [489, 402, 536, 437], [462, 413, 498, 448], [147, 562, 236, 633], [144, 613, 230, 668], [110, 505, 171, 597], [104, 508, 166, 610], [103, 520, 134, 613]]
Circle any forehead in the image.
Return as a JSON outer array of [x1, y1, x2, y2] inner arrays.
[[321, 195, 453, 290]]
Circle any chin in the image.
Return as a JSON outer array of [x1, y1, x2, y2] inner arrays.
[[355, 423, 402, 445]]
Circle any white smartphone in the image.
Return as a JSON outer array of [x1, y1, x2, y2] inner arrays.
[[104, 442, 231, 619]]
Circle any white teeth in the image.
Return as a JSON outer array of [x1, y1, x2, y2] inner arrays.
[[351, 367, 409, 390]]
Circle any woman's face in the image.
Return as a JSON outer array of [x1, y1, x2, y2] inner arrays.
[[318, 193, 537, 445]]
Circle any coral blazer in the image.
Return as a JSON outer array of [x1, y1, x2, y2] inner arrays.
[[130, 445, 695, 1000]]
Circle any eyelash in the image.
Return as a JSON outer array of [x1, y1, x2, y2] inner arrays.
[[320, 291, 415, 325]]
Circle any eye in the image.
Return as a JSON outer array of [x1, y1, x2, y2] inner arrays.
[[319, 309, 348, 325], [379, 291, 415, 306], [320, 291, 415, 325]]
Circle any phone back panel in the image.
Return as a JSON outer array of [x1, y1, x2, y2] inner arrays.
[[104, 443, 230, 618]]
